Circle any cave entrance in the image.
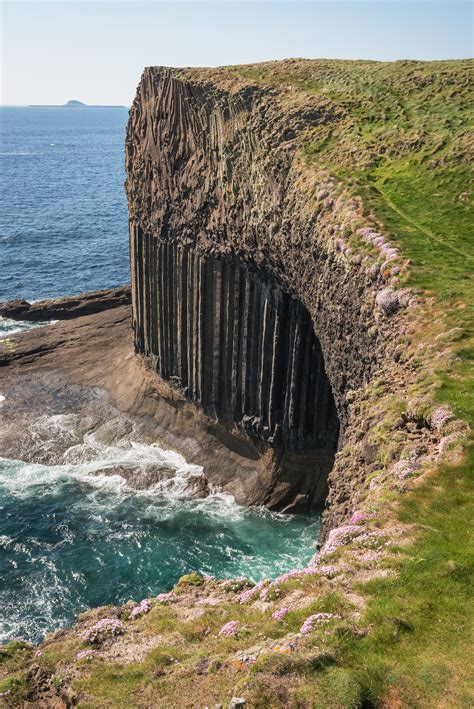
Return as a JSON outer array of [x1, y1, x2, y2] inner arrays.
[[136, 237, 339, 451], [134, 238, 340, 459]]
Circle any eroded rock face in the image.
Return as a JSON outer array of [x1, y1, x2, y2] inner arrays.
[[132, 236, 339, 453], [125, 67, 403, 526], [0, 286, 131, 322]]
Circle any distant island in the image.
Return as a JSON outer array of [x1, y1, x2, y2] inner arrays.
[[29, 99, 126, 108]]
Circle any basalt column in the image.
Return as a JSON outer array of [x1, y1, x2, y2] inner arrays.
[[130, 229, 339, 455]]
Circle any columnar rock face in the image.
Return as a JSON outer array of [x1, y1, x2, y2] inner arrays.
[[131, 232, 339, 452], [126, 66, 399, 523]]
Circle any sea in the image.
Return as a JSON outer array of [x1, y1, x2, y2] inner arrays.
[[0, 107, 320, 644]]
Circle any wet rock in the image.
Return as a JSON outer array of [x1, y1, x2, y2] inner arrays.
[[0, 287, 130, 322], [92, 464, 176, 489]]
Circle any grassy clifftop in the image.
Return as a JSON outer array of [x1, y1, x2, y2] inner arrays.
[[1, 59, 473, 708]]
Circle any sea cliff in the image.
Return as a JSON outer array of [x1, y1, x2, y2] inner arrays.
[[1, 58, 472, 707]]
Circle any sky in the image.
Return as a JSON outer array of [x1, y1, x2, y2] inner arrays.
[[1, 0, 472, 106]]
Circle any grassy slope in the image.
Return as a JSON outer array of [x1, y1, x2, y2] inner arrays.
[[230, 59, 474, 706], [1, 60, 473, 707]]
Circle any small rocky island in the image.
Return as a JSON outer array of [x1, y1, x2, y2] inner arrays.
[[29, 99, 126, 108], [2, 58, 472, 707]]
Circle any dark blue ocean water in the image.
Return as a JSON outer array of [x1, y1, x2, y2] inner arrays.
[[0, 107, 130, 302]]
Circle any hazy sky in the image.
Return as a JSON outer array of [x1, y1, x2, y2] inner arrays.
[[1, 1, 472, 106]]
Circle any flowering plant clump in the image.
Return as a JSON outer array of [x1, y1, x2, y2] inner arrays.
[[238, 579, 268, 604], [375, 288, 402, 316], [81, 618, 125, 645], [272, 567, 318, 586], [355, 530, 386, 547], [222, 577, 249, 593], [431, 407, 453, 431], [156, 592, 173, 603], [130, 598, 151, 620], [315, 564, 340, 578], [347, 512, 368, 525], [300, 613, 340, 634], [197, 597, 222, 606], [219, 620, 240, 637], [76, 649, 95, 662], [357, 550, 381, 563], [272, 607, 289, 621], [392, 460, 416, 480], [320, 524, 365, 555]]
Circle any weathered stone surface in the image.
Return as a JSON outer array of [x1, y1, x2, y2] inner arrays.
[[125, 67, 409, 531], [133, 237, 339, 454], [0, 286, 130, 322]]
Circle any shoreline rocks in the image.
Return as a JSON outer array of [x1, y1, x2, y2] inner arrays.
[[0, 286, 131, 322]]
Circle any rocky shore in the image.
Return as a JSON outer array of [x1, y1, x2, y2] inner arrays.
[[0, 289, 331, 510], [0, 286, 131, 322]]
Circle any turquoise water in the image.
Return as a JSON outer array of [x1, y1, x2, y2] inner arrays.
[[0, 454, 320, 644]]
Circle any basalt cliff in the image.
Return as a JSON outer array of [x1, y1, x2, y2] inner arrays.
[[1, 59, 471, 707], [126, 65, 418, 531]]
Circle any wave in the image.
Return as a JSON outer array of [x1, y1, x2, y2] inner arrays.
[[0, 317, 56, 339], [0, 413, 321, 644]]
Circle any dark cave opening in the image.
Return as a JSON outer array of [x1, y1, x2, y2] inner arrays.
[[133, 236, 340, 460]]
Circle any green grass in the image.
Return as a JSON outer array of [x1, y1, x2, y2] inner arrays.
[[338, 456, 474, 706], [231, 58, 474, 706]]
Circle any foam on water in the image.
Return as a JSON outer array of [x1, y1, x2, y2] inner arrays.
[[0, 430, 321, 644], [0, 316, 56, 339]]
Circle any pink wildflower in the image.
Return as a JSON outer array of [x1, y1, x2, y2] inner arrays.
[[34, 650, 43, 657], [347, 512, 367, 525], [272, 607, 289, 621], [316, 564, 340, 578], [320, 524, 365, 555], [355, 530, 386, 546], [76, 649, 95, 661], [130, 598, 151, 620], [392, 460, 416, 480], [81, 618, 125, 645], [238, 579, 267, 604], [300, 613, 340, 634], [219, 620, 240, 637], [197, 597, 221, 606], [431, 407, 453, 431], [156, 592, 173, 602]]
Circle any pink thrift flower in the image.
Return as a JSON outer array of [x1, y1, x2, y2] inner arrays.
[[130, 598, 151, 619], [347, 512, 367, 525], [272, 607, 289, 621], [81, 618, 125, 644], [300, 613, 340, 634], [76, 649, 95, 661], [218, 620, 240, 637], [156, 592, 173, 602], [238, 579, 267, 604], [197, 597, 221, 606]]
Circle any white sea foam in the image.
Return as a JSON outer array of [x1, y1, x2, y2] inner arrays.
[[0, 317, 56, 339], [0, 417, 208, 504]]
